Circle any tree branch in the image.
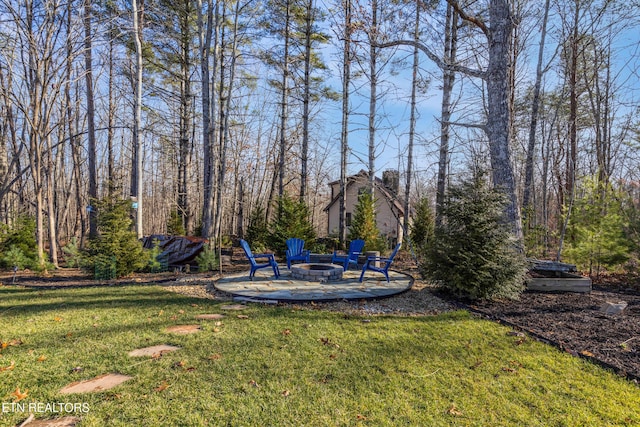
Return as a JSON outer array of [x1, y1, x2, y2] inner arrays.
[[446, 0, 488, 36], [375, 40, 486, 79]]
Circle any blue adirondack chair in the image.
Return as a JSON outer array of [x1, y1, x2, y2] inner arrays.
[[359, 243, 401, 283], [286, 238, 311, 269], [240, 239, 280, 280], [331, 239, 365, 270]]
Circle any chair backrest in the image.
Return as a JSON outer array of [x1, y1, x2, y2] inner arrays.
[[347, 239, 365, 260], [286, 238, 305, 255], [240, 239, 256, 265], [385, 243, 402, 266]]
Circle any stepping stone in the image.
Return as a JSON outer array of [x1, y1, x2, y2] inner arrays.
[[16, 416, 80, 427], [59, 373, 132, 395], [128, 344, 181, 357], [165, 325, 202, 334], [195, 313, 225, 320], [220, 304, 247, 310]]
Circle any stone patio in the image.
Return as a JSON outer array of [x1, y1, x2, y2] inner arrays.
[[214, 268, 413, 302]]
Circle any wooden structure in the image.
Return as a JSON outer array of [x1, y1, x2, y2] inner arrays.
[[526, 260, 592, 293]]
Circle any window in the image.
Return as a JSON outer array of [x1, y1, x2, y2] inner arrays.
[[346, 212, 352, 227]]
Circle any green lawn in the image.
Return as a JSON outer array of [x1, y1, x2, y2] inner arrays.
[[0, 285, 638, 426]]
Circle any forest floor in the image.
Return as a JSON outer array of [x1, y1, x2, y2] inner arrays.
[[2, 253, 638, 384]]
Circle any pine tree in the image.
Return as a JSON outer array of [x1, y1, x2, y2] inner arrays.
[[565, 176, 630, 276], [410, 197, 434, 250], [268, 193, 316, 255], [423, 171, 526, 300], [348, 192, 386, 252]]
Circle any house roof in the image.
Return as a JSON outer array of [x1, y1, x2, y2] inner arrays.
[[324, 169, 405, 215]]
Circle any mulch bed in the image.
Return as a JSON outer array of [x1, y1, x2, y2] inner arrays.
[[467, 279, 640, 383]]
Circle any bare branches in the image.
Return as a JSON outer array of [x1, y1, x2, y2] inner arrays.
[[375, 39, 486, 79]]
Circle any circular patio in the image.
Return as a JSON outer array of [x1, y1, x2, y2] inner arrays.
[[214, 268, 413, 302]]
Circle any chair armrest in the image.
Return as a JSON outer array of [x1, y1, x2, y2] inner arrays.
[[254, 253, 275, 259]]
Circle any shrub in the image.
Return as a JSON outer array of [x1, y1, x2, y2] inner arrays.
[[410, 197, 435, 255], [268, 194, 316, 255], [147, 239, 168, 273], [246, 205, 270, 250], [62, 237, 81, 268], [167, 209, 185, 236], [2, 245, 31, 270], [83, 198, 148, 279], [348, 191, 386, 252], [422, 171, 527, 300], [564, 176, 630, 275], [195, 244, 218, 272], [0, 215, 37, 269]]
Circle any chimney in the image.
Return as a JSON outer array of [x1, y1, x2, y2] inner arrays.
[[382, 170, 399, 195]]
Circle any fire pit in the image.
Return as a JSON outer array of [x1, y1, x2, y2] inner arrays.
[[290, 263, 343, 282]]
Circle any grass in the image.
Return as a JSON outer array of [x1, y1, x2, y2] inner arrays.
[[0, 285, 639, 426]]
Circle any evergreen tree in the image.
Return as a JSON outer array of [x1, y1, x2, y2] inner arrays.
[[0, 215, 37, 269], [246, 205, 270, 251], [423, 171, 527, 300], [83, 198, 148, 279], [410, 197, 434, 249], [268, 193, 316, 255], [565, 176, 630, 275], [348, 192, 386, 252]]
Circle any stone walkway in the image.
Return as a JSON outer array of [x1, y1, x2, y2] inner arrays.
[[213, 268, 413, 302]]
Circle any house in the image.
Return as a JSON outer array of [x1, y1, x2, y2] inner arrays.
[[324, 169, 406, 246]]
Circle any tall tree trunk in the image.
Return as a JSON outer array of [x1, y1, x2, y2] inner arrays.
[[132, 0, 144, 239], [339, 0, 351, 246], [403, 0, 421, 243], [278, 0, 291, 200], [436, 3, 457, 228], [84, 0, 98, 238], [485, 0, 521, 240], [213, 1, 240, 243], [367, 0, 378, 193], [199, 0, 218, 239], [522, 0, 550, 220], [178, 0, 194, 234], [300, 0, 313, 201], [107, 29, 116, 198]]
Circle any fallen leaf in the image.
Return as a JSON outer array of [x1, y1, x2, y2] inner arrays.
[[213, 327, 221, 333], [208, 353, 222, 360], [154, 381, 169, 392], [37, 355, 47, 362], [0, 361, 15, 372], [282, 329, 291, 336], [170, 315, 178, 320], [237, 315, 249, 319], [214, 321, 223, 326], [248, 379, 260, 388], [158, 310, 164, 316], [447, 405, 463, 416], [65, 332, 73, 338], [54, 316, 63, 322], [356, 414, 367, 420], [185, 366, 196, 372], [191, 304, 199, 307], [172, 360, 186, 369], [179, 310, 185, 314], [282, 390, 290, 397], [70, 366, 84, 373], [11, 387, 28, 402], [581, 350, 595, 357]]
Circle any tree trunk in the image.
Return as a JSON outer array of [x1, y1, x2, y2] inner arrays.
[[300, 0, 313, 202], [278, 0, 291, 200], [132, 0, 144, 239], [367, 0, 378, 193], [436, 3, 457, 228], [522, 0, 550, 220], [403, 0, 421, 243], [485, 0, 522, 240], [339, 0, 351, 247], [84, 0, 98, 239]]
